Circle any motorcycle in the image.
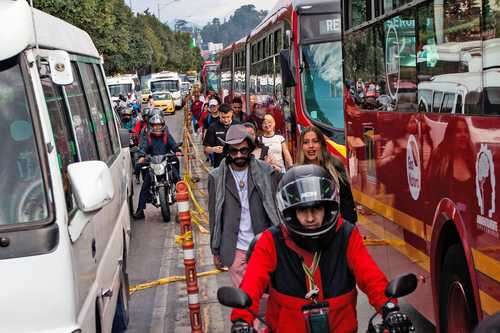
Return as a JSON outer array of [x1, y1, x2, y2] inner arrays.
[[142, 153, 180, 222], [217, 273, 418, 333]]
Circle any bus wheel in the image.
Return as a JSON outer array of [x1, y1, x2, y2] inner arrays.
[[439, 244, 477, 333], [112, 270, 130, 332]]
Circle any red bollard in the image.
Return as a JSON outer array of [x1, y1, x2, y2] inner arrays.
[[176, 181, 203, 333]]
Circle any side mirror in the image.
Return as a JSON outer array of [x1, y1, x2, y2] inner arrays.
[[279, 49, 296, 88], [217, 287, 252, 309], [385, 273, 418, 299], [119, 128, 130, 148], [473, 312, 500, 333], [68, 161, 114, 213]]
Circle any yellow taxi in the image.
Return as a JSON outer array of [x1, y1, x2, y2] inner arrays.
[[141, 89, 151, 103], [152, 91, 175, 115]]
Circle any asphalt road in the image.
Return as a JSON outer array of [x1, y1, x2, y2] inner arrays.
[[124, 109, 435, 333]]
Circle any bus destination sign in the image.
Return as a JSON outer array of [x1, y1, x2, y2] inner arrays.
[[301, 13, 342, 44]]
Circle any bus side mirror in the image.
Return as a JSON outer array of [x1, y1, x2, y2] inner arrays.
[[279, 49, 296, 88], [47, 50, 73, 85]]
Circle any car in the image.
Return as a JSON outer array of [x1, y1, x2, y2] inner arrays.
[[153, 91, 176, 115]]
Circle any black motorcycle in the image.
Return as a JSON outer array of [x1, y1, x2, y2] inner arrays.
[[218, 273, 418, 333], [142, 153, 179, 222]]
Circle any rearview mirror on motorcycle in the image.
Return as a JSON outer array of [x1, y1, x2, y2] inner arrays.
[[217, 287, 252, 309], [385, 273, 418, 299]]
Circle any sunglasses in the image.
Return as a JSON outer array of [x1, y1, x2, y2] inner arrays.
[[228, 147, 251, 156]]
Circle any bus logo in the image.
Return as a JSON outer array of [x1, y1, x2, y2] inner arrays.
[[475, 144, 498, 236], [385, 23, 400, 101], [406, 135, 421, 200]]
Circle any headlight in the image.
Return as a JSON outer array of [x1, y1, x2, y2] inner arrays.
[[151, 163, 165, 175]]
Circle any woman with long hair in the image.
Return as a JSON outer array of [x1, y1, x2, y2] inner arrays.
[[297, 126, 357, 223], [426, 117, 475, 217]]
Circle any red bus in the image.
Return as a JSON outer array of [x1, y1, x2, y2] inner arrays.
[[342, 0, 500, 331], [217, 0, 346, 161], [200, 60, 219, 97]]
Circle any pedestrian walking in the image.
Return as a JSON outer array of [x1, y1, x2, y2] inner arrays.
[[231, 96, 247, 123], [203, 103, 237, 168], [208, 124, 280, 287], [298, 126, 357, 223], [261, 113, 294, 172], [243, 122, 281, 172]]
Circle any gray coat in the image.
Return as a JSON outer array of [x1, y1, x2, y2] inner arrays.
[[208, 157, 280, 266]]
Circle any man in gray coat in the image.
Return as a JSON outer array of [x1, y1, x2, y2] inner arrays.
[[208, 124, 280, 287]]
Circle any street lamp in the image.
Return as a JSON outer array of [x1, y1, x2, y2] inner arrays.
[[157, 0, 181, 22]]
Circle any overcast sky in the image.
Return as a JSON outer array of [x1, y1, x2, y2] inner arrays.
[[129, 0, 274, 26]]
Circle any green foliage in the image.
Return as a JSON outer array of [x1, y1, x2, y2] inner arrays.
[[33, 0, 203, 75], [201, 5, 268, 47]]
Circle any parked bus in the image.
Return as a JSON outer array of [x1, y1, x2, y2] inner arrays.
[[0, 2, 132, 332], [342, 0, 500, 330], [216, 0, 346, 160]]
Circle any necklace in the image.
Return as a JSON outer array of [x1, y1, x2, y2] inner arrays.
[[230, 167, 247, 190]]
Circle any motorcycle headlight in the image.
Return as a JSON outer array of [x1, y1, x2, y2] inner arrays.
[[151, 163, 165, 175]]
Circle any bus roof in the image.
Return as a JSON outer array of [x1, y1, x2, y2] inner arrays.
[[0, 1, 99, 61]]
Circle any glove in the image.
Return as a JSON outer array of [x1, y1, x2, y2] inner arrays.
[[231, 320, 254, 333], [384, 309, 415, 333]]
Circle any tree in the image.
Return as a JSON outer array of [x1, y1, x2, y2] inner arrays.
[[201, 5, 268, 47], [34, 0, 203, 75]]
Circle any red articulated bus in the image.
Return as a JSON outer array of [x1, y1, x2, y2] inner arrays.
[[216, 0, 346, 161], [343, 0, 500, 331]]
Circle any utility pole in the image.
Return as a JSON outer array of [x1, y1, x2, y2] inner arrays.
[[158, 1, 161, 21]]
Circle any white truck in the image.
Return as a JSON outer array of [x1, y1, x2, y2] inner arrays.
[[148, 71, 183, 106]]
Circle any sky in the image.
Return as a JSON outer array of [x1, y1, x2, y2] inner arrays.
[[129, 0, 274, 27]]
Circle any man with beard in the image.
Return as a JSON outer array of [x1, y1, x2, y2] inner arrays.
[[208, 124, 281, 287]]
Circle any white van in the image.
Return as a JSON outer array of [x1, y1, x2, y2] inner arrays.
[[106, 74, 139, 103], [418, 70, 500, 115], [0, 2, 132, 333], [149, 72, 183, 106]]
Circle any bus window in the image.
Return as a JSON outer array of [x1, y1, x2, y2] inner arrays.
[[484, 87, 500, 115], [441, 93, 455, 113], [456, 94, 463, 114], [0, 56, 49, 225], [64, 63, 99, 161], [41, 76, 78, 212], [433, 91, 443, 113], [301, 41, 344, 136]]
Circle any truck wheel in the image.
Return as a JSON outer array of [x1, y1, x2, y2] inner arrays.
[[439, 244, 477, 333]]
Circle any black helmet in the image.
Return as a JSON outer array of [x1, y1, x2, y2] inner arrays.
[[276, 164, 340, 252], [149, 114, 165, 136], [142, 107, 152, 119]]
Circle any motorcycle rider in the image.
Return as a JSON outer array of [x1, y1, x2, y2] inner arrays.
[[120, 107, 136, 132], [133, 114, 181, 220], [230, 164, 414, 333]]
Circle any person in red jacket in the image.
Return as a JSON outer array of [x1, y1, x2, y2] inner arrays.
[[230, 164, 413, 333]]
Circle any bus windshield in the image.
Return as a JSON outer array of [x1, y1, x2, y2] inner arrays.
[[207, 71, 219, 93], [301, 41, 344, 138], [108, 83, 132, 97], [151, 80, 179, 93], [0, 56, 49, 225]]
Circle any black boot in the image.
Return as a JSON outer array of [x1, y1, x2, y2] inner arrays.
[[133, 209, 145, 220]]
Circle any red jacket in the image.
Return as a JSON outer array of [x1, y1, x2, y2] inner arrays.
[[231, 219, 389, 333]]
